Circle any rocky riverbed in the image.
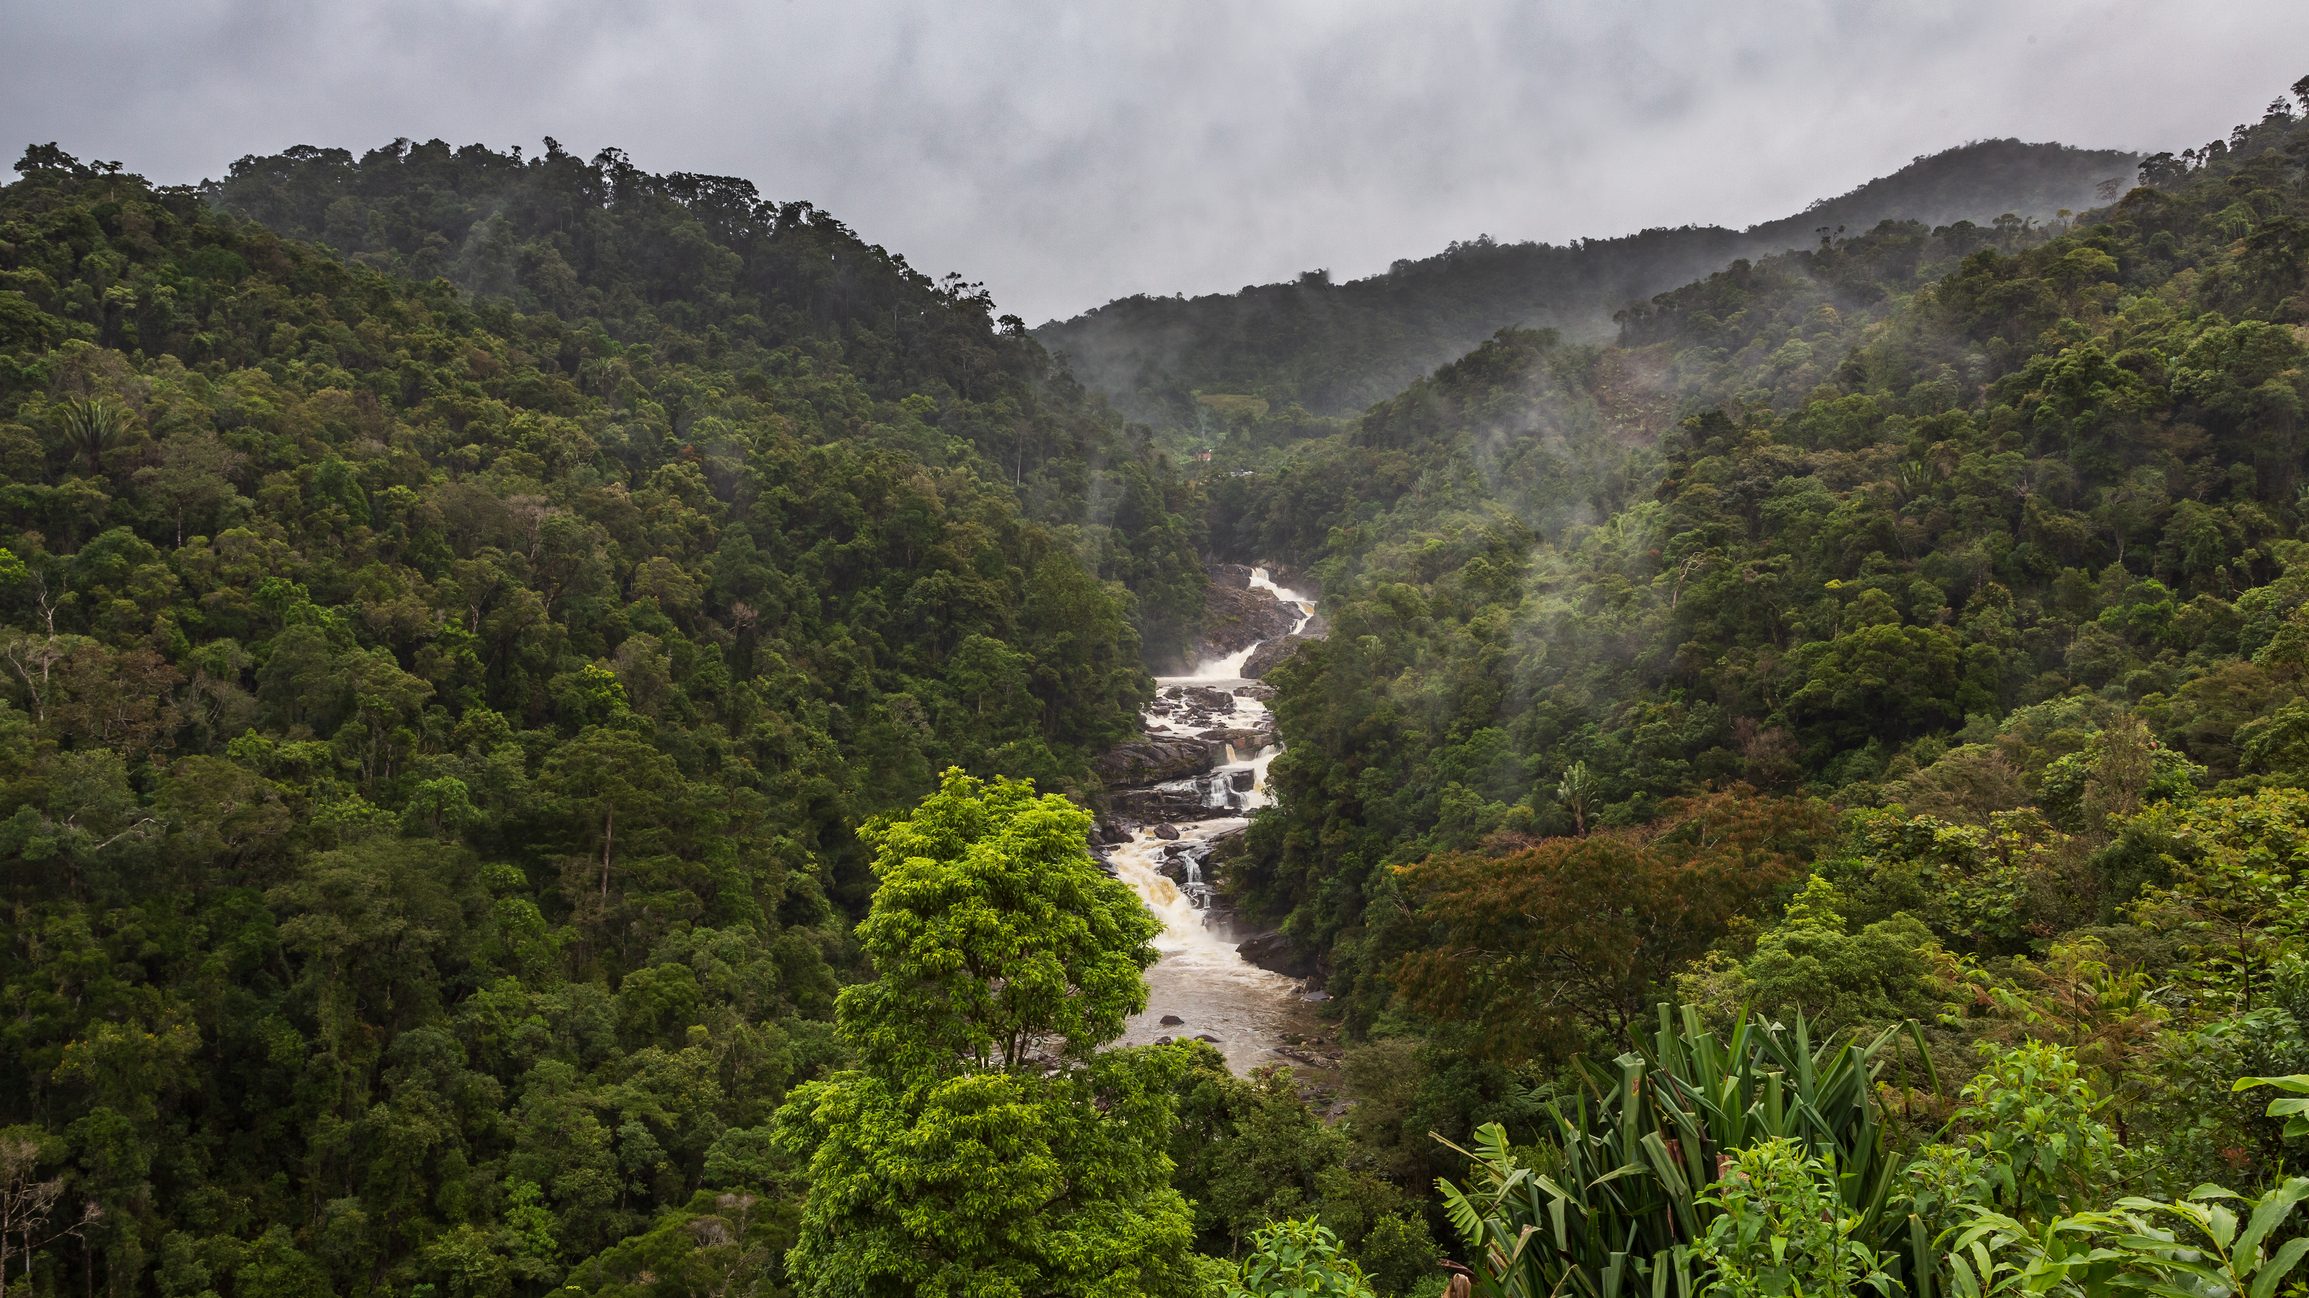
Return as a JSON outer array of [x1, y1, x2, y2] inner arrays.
[[1097, 565, 1336, 1076]]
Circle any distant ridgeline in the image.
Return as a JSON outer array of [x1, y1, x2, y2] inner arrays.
[[1215, 89, 2309, 1055], [1040, 138, 2138, 429], [203, 138, 1208, 665]]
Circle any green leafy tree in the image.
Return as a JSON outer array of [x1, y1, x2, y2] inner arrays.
[[1679, 876, 1949, 1030], [1225, 1218, 1378, 1298], [1693, 1139, 1892, 1298], [773, 770, 1198, 1297], [1943, 1042, 2120, 1224]]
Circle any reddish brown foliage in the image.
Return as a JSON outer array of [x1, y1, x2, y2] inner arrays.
[[1392, 788, 1833, 1060]]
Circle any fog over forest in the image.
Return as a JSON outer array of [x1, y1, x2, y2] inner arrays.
[[6, 2, 2308, 319], [7, 9, 2309, 1298]]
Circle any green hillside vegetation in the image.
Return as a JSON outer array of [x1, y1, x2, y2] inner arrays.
[[1039, 138, 2137, 430], [0, 142, 1198, 1296], [8, 69, 2309, 1298], [1209, 77, 2309, 1213], [202, 138, 1208, 667]]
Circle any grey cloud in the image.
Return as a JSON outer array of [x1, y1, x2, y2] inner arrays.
[[4, 0, 2304, 322]]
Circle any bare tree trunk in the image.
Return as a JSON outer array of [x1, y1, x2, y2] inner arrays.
[[600, 805, 615, 903]]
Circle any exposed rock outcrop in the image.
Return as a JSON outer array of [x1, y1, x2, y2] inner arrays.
[[1198, 579, 1302, 659], [1095, 735, 1221, 785], [1241, 611, 1327, 678], [1241, 633, 1309, 678], [1259, 563, 1320, 599], [1108, 783, 1221, 825], [1236, 930, 1319, 979]]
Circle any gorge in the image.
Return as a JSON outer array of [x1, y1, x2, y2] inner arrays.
[[1097, 568, 1333, 1074]]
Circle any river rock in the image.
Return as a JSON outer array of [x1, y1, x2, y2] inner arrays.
[[1201, 824, 1248, 855], [1228, 769, 1255, 792], [1153, 823, 1181, 841], [1198, 579, 1303, 659], [1241, 634, 1305, 678], [1096, 735, 1219, 785], [1182, 685, 1237, 712], [1159, 1014, 1186, 1026], [1232, 682, 1276, 700], [1109, 784, 1221, 824], [1229, 724, 1276, 749], [1257, 562, 1320, 599], [1237, 930, 1318, 979]]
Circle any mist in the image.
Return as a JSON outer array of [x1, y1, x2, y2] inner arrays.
[[4, 1, 2306, 323]]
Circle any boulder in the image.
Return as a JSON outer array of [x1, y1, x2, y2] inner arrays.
[[1158, 1014, 1186, 1026], [1197, 580, 1303, 659], [1228, 769, 1256, 793], [1223, 725, 1274, 751], [1096, 735, 1219, 785], [1153, 823, 1182, 841], [1201, 824, 1249, 856], [1241, 633, 1309, 679], [1237, 930, 1319, 979], [1108, 785, 1221, 824], [1181, 685, 1238, 713]]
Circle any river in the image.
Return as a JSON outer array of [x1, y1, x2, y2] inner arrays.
[[1106, 569, 1332, 1075]]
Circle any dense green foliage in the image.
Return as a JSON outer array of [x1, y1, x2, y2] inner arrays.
[[771, 772, 1199, 1298], [1436, 1009, 1912, 1298], [10, 65, 2309, 1298], [1190, 75, 2309, 1296], [202, 137, 1209, 667], [1039, 140, 2135, 429], [0, 141, 1202, 1296], [1225, 79, 2309, 1038], [1223, 1219, 1378, 1298]]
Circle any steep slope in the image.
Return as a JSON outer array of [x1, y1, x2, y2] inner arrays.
[[1220, 91, 2309, 1042], [0, 147, 1171, 1293], [204, 139, 1209, 664], [1039, 139, 2137, 428]]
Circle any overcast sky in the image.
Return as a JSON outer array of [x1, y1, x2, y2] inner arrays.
[[6, 2, 2305, 323]]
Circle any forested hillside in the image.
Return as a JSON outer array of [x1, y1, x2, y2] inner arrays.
[[1200, 77, 2309, 1222], [1040, 138, 2136, 429], [10, 66, 2309, 1298], [202, 139, 1208, 666], [0, 143, 1193, 1295]]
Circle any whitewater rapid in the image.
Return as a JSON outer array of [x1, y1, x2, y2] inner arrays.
[[1108, 569, 1327, 1074]]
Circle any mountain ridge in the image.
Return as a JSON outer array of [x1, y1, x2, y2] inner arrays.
[[1038, 137, 2138, 428]]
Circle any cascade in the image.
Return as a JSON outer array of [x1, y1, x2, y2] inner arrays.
[[1108, 567, 1326, 1073]]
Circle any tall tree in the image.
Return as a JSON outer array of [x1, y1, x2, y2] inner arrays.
[[774, 770, 1199, 1297]]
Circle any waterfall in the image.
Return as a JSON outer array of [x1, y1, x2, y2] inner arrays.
[[1105, 564, 1324, 1073]]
